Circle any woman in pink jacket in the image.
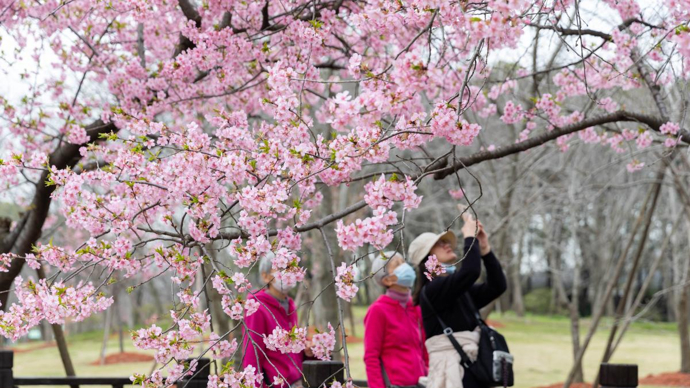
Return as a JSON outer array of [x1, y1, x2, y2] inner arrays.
[[242, 252, 312, 387], [364, 251, 429, 388]]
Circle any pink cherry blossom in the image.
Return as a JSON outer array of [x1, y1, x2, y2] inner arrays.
[[335, 263, 359, 302], [665, 138, 679, 148], [449, 189, 465, 200], [310, 323, 337, 361], [636, 131, 653, 149], [264, 326, 308, 354], [627, 160, 645, 173], [424, 255, 446, 281], [660, 122, 680, 135]]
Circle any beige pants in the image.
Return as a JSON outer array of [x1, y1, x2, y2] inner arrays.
[[423, 328, 480, 388]]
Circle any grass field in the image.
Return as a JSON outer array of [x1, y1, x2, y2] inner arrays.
[[8, 308, 682, 388]]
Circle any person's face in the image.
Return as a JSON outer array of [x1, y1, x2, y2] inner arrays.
[[381, 254, 405, 287], [429, 239, 457, 263], [261, 270, 275, 286]]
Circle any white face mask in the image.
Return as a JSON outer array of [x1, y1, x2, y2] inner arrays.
[[272, 278, 296, 295]]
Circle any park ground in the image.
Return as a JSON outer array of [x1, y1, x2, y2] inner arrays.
[[8, 307, 685, 388]]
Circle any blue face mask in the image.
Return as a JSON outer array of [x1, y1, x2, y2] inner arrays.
[[442, 263, 457, 274], [393, 263, 417, 288]]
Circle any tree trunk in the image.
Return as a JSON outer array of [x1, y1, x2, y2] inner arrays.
[[546, 212, 567, 314], [564, 174, 661, 388], [347, 302, 356, 338], [610, 211, 682, 354], [569, 295, 584, 383], [36, 267, 78, 388], [678, 282, 690, 373], [664, 256, 677, 322], [315, 186, 345, 361], [149, 281, 166, 317], [592, 175, 664, 388], [679, 212, 690, 373], [117, 319, 125, 353], [495, 158, 518, 315], [511, 227, 525, 317], [53, 323, 79, 388], [568, 201, 584, 383], [100, 305, 113, 365]]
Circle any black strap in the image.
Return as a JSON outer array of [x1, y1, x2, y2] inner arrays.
[[463, 293, 499, 351], [421, 287, 473, 369], [381, 360, 392, 388], [382, 361, 420, 388]]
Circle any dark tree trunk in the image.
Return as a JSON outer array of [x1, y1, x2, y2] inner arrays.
[[511, 227, 525, 317], [314, 186, 345, 360], [678, 284, 690, 373], [0, 121, 117, 309]]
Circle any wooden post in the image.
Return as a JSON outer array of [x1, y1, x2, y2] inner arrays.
[[303, 360, 344, 387], [599, 364, 638, 388], [0, 350, 13, 388]]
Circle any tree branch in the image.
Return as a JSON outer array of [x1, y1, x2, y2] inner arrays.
[[433, 110, 681, 180]]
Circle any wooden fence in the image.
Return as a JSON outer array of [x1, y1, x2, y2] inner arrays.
[[0, 349, 638, 388]]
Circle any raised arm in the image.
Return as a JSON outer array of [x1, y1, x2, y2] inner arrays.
[[424, 237, 482, 306], [469, 250, 508, 309]]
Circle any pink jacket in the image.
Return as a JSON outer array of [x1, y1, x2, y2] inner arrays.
[[242, 290, 305, 387], [364, 294, 429, 388]]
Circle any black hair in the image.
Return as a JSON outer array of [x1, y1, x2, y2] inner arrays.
[[412, 255, 431, 306]]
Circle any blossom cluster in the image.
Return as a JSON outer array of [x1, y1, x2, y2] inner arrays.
[[334, 263, 359, 302], [264, 326, 308, 354], [0, 277, 112, 341], [364, 175, 422, 211], [310, 323, 337, 361], [424, 255, 446, 281]]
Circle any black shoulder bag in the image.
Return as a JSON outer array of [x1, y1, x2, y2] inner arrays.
[[421, 288, 514, 388]]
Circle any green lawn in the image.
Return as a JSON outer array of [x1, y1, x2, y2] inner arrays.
[[8, 309, 682, 388]]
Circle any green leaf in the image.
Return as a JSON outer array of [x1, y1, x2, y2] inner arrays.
[[131, 374, 146, 385]]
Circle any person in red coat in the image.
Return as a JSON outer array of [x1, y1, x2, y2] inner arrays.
[[364, 251, 429, 388], [242, 252, 313, 387]]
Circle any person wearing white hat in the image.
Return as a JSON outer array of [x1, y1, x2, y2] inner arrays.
[[364, 251, 429, 388], [410, 211, 507, 388]]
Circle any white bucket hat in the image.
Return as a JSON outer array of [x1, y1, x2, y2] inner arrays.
[[408, 231, 457, 266]]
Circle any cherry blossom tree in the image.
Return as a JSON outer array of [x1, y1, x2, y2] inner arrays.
[[1, 0, 690, 386]]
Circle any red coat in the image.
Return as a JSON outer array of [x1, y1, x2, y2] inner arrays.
[[241, 290, 305, 387], [364, 294, 429, 388]]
